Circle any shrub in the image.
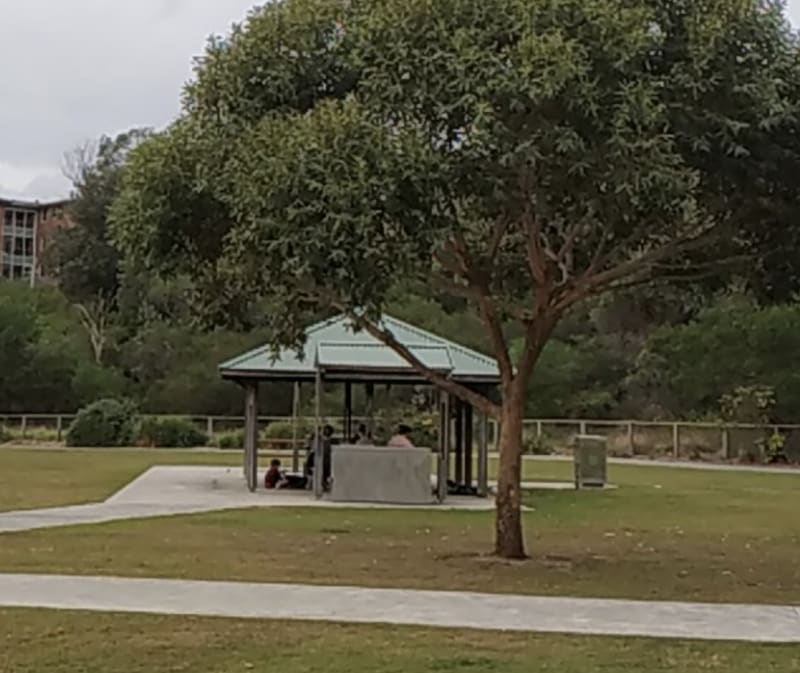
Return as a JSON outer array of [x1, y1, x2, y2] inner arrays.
[[138, 417, 208, 448], [263, 420, 313, 450], [214, 429, 244, 450], [523, 433, 553, 455], [0, 425, 10, 444], [66, 399, 138, 447]]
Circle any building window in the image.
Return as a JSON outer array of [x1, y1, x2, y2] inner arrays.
[[1, 208, 37, 282]]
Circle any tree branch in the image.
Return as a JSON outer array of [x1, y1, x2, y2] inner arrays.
[[474, 291, 515, 386], [553, 227, 718, 313], [294, 285, 501, 418], [345, 309, 501, 419], [437, 230, 515, 386]]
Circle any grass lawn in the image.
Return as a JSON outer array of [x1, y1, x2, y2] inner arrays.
[[0, 450, 797, 605], [0, 447, 573, 513], [0, 447, 241, 512], [2, 609, 798, 673]]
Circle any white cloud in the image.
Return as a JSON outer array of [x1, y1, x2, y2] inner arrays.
[[0, 0, 257, 199], [0, 0, 798, 200]]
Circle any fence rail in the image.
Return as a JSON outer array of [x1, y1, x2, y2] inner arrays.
[[2, 413, 799, 462]]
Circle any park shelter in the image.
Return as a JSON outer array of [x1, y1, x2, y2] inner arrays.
[[219, 314, 501, 501]]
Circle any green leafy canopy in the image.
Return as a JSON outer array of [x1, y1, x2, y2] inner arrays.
[[111, 0, 800, 405]]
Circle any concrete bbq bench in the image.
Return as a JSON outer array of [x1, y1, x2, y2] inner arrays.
[[331, 444, 434, 505]]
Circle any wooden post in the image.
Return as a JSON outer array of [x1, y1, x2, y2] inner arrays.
[[20, 416, 27, 439], [344, 381, 353, 441], [314, 370, 324, 499], [454, 399, 464, 485], [292, 383, 301, 473], [536, 420, 543, 439], [437, 392, 451, 502], [672, 423, 680, 459], [464, 404, 474, 489], [56, 415, 63, 442], [244, 382, 259, 493], [477, 412, 489, 498], [206, 416, 214, 438], [579, 420, 587, 436], [627, 422, 635, 456], [365, 383, 375, 438], [722, 426, 730, 460]]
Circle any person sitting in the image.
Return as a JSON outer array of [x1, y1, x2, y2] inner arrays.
[[352, 423, 373, 445], [387, 424, 415, 448], [264, 459, 287, 490]]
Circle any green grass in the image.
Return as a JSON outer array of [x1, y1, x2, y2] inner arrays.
[[0, 447, 241, 512], [1, 451, 797, 604], [2, 609, 798, 673], [0, 447, 574, 513]]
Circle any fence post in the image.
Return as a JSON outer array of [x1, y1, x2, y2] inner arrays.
[[20, 415, 27, 439], [206, 417, 214, 438], [56, 416, 63, 442], [672, 423, 680, 459], [721, 426, 730, 460], [627, 422, 635, 455], [536, 420, 543, 439], [579, 420, 587, 435]]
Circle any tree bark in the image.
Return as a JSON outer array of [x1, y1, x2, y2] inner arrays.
[[494, 390, 526, 559]]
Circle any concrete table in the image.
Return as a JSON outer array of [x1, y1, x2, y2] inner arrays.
[[331, 445, 434, 505]]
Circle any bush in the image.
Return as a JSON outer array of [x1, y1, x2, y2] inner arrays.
[[0, 425, 10, 444], [138, 417, 208, 448], [214, 429, 244, 450], [523, 433, 553, 455], [66, 399, 138, 447], [263, 420, 313, 450]]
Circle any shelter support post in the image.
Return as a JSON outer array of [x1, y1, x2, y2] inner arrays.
[[344, 381, 353, 441], [437, 392, 451, 502], [464, 403, 474, 489], [454, 399, 464, 485], [244, 381, 259, 493], [365, 383, 375, 437], [477, 412, 489, 497], [291, 383, 301, 473], [313, 370, 324, 499]]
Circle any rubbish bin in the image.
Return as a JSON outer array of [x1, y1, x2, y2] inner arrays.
[[574, 434, 607, 489]]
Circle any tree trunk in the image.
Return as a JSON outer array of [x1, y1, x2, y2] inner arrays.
[[494, 394, 526, 559]]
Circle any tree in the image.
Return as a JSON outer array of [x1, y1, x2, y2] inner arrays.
[[111, 0, 800, 558], [630, 302, 800, 422], [75, 296, 113, 365], [46, 129, 150, 304]]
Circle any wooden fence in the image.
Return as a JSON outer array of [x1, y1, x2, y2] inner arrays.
[[2, 413, 799, 462]]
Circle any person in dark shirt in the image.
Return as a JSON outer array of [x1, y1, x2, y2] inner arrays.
[[264, 459, 286, 490]]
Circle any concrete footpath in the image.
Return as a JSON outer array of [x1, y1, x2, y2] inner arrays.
[[0, 574, 798, 643], [524, 454, 800, 474], [0, 466, 563, 534]]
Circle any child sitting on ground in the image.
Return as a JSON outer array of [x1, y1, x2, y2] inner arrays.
[[264, 459, 287, 490]]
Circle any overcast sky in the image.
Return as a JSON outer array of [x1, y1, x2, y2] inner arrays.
[[1, 0, 799, 201]]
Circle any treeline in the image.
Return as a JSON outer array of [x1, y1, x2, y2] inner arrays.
[[4, 275, 800, 424], [1, 130, 798, 423]]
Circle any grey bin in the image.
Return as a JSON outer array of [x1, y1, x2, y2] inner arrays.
[[573, 435, 607, 489]]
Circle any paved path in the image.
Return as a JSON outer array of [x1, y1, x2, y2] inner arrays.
[[0, 457, 791, 535], [0, 466, 559, 534], [0, 574, 798, 643], [524, 454, 800, 474]]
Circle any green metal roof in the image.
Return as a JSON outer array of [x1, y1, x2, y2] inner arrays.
[[219, 314, 501, 383]]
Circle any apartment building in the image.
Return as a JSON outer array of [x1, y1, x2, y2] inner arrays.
[[0, 197, 72, 285]]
